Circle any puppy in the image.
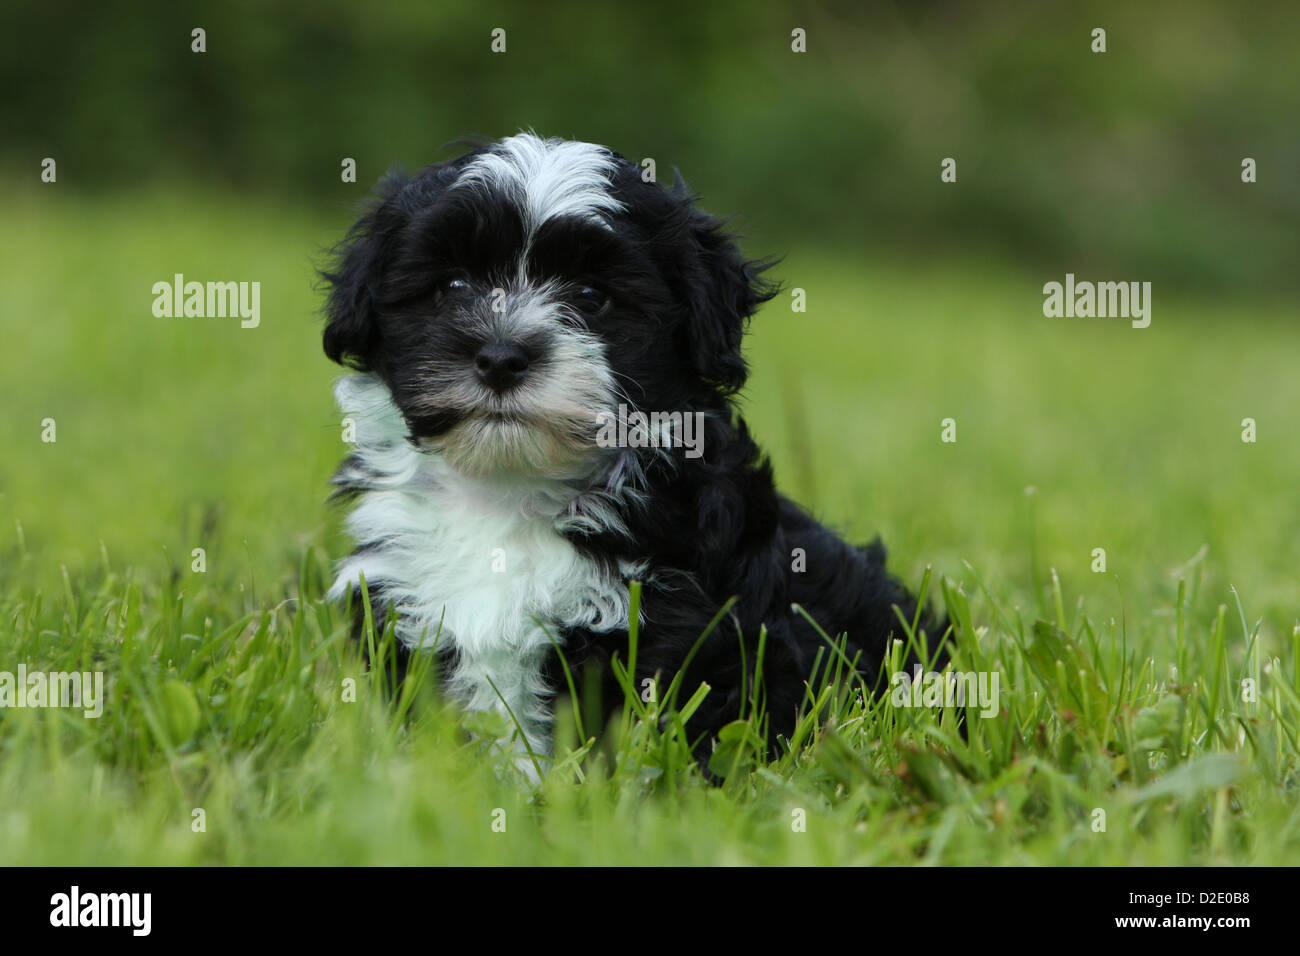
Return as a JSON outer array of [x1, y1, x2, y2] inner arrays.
[[323, 133, 940, 777]]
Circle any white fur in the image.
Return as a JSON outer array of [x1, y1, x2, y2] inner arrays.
[[453, 132, 624, 236], [329, 374, 635, 773], [411, 281, 623, 479]]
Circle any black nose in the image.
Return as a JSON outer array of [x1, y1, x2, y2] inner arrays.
[[474, 341, 530, 392]]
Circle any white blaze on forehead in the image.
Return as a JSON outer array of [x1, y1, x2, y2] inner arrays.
[[453, 133, 624, 234]]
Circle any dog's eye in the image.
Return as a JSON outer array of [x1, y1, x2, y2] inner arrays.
[[572, 286, 610, 317], [434, 276, 471, 306]]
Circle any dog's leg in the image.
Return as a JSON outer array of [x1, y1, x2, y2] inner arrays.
[[453, 643, 553, 781]]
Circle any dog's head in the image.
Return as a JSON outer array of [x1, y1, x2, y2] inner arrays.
[[322, 133, 775, 478]]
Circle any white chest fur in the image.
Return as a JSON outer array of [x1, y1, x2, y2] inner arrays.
[[328, 375, 631, 759]]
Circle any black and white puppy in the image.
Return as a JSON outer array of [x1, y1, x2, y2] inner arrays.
[[323, 133, 939, 777]]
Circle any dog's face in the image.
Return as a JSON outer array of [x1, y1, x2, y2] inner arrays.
[[323, 134, 772, 478]]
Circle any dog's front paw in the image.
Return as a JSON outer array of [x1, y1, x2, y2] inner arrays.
[[464, 707, 550, 786]]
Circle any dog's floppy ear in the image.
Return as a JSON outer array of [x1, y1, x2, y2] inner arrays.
[[673, 179, 778, 393], [321, 168, 416, 370]]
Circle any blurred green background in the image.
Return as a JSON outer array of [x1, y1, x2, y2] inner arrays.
[[2, 0, 1298, 632], [4, 0, 1298, 287]]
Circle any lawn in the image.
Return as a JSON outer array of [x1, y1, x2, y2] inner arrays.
[[2, 189, 1298, 864]]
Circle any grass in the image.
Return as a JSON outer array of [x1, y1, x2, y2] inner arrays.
[[2, 188, 1298, 865]]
